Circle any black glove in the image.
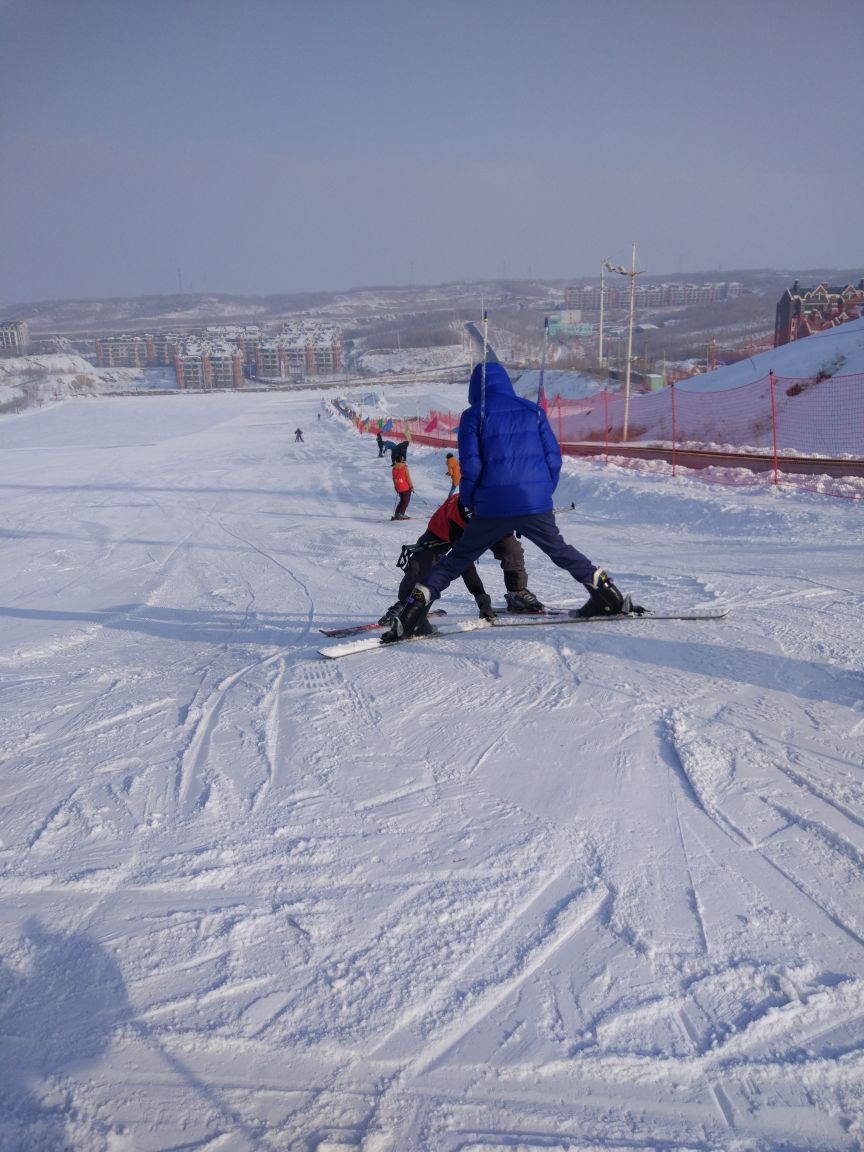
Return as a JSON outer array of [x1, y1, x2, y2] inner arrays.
[[475, 593, 497, 621]]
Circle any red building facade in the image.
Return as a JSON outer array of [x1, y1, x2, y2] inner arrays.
[[774, 279, 864, 347]]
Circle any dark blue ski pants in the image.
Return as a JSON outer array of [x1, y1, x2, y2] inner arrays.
[[416, 511, 596, 602]]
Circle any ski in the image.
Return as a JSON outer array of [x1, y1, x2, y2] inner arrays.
[[494, 609, 727, 628], [319, 609, 446, 638], [501, 605, 577, 618], [318, 608, 727, 658]]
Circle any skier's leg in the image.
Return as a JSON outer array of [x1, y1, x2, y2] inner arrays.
[[517, 512, 625, 614], [383, 541, 446, 622], [396, 555, 423, 602], [383, 518, 512, 640], [516, 512, 595, 581], [490, 533, 525, 583], [420, 517, 514, 601], [491, 534, 545, 611], [459, 564, 485, 598], [458, 565, 496, 618]]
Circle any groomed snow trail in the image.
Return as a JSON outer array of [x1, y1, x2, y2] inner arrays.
[[0, 391, 862, 1151]]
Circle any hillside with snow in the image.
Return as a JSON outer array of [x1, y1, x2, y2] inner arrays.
[[0, 380, 861, 1150], [678, 316, 864, 391]]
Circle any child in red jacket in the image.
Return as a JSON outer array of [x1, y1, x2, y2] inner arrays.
[[391, 450, 413, 519], [378, 493, 543, 625]]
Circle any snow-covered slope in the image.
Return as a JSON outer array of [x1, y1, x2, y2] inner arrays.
[[0, 390, 861, 1150], [678, 315, 864, 391], [357, 345, 468, 374], [515, 368, 602, 400]]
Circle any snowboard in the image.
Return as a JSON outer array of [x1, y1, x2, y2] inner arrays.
[[318, 608, 728, 659]]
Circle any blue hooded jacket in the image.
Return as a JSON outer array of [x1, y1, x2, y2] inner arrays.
[[457, 362, 562, 517]]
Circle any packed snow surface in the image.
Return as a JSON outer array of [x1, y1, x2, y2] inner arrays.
[[0, 388, 862, 1151]]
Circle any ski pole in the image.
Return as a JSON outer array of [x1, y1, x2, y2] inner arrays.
[[480, 310, 488, 428], [537, 316, 548, 406]]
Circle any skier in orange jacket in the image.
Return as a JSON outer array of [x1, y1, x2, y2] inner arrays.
[[445, 452, 461, 495]]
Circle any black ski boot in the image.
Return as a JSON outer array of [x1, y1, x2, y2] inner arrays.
[[504, 589, 544, 613], [576, 569, 626, 617], [381, 584, 433, 643]]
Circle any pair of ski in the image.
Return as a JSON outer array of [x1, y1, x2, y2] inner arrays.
[[318, 602, 606, 638], [318, 604, 727, 659]]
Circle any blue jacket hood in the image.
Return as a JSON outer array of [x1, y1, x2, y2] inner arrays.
[[458, 360, 562, 517], [468, 361, 514, 405]]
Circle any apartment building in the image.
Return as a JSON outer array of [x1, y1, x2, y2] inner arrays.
[[253, 322, 343, 379], [93, 322, 340, 385], [564, 281, 740, 312], [280, 321, 343, 375], [95, 333, 182, 368], [204, 326, 262, 369], [95, 334, 150, 368], [0, 319, 30, 354], [174, 345, 244, 389]]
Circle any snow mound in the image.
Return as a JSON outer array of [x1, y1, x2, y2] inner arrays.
[[357, 346, 468, 374]]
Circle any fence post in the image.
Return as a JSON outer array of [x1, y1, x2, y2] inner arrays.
[[670, 382, 677, 478], [769, 369, 779, 486], [603, 388, 609, 465], [557, 395, 563, 445]]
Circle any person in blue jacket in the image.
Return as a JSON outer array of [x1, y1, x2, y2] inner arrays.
[[383, 360, 629, 641]]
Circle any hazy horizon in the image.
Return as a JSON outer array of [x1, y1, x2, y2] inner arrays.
[[3, 0, 862, 306], [6, 264, 864, 315]]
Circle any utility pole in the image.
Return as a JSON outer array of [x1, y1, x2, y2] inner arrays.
[[598, 258, 609, 371], [604, 243, 644, 440]]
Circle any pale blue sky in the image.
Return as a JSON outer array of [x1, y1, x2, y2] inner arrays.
[[2, 0, 861, 304]]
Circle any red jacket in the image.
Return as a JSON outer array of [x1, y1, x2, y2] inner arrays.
[[392, 461, 413, 493], [426, 493, 466, 543]]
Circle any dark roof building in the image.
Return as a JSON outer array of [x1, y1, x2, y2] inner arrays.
[[774, 279, 864, 347]]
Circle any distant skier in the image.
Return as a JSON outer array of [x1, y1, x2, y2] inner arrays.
[[445, 452, 461, 495], [383, 361, 629, 641], [378, 492, 542, 628], [294, 427, 304, 442], [390, 448, 413, 520], [376, 431, 386, 457]]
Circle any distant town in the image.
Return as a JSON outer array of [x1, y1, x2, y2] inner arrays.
[[2, 271, 862, 391]]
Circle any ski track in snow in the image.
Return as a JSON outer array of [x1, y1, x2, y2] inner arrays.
[[0, 391, 862, 1151]]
